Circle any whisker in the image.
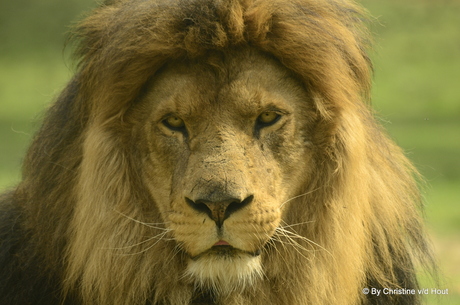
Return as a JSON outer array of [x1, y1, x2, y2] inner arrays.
[[273, 228, 313, 262], [275, 226, 333, 258], [102, 230, 171, 252], [279, 187, 321, 209], [114, 210, 170, 230], [275, 228, 314, 252], [102, 230, 173, 251], [118, 230, 171, 256], [279, 220, 315, 229]]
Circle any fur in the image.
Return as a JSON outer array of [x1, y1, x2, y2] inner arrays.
[[0, 0, 435, 304]]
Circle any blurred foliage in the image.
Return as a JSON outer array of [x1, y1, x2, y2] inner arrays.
[[0, 0, 98, 189], [0, 0, 96, 56], [362, 0, 460, 121], [361, 0, 460, 184]]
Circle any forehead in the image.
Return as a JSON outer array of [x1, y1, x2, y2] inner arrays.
[[143, 48, 308, 118]]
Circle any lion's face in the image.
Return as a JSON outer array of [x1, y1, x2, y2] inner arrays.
[[132, 49, 314, 291]]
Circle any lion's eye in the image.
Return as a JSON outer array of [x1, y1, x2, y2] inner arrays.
[[257, 111, 281, 127], [163, 116, 186, 130]]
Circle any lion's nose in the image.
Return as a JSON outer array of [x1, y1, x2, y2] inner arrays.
[[185, 195, 254, 228]]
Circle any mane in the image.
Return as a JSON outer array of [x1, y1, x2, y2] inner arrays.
[[7, 0, 435, 304]]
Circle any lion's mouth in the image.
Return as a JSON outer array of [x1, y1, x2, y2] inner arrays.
[[213, 239, 231, 246], [190, 243, 261, 261]]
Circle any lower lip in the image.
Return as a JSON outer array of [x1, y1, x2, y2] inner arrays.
[[214, 240, 231, 246]]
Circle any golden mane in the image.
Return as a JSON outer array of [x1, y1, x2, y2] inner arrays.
[[0, 0, 435, 304]]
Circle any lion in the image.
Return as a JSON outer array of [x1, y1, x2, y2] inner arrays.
[[0, 0, 435, 304]]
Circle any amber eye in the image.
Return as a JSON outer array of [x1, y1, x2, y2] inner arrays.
[[257, 111, 281, 126], [163, 116, 186, 130]]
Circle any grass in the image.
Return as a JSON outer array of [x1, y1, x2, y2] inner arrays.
[[0, 56, 74, 189], [363, 0, 460, 121], [422, 180, 460, 304], [361, 1, 460, 303], [0, 0, 459, 304]]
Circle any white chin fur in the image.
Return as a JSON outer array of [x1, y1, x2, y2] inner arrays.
[[185, 253, 263, 295]]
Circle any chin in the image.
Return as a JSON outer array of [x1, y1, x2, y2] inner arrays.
[[184, 246, 263, 295]]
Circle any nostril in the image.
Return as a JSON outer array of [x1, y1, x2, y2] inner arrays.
[[185, 195, 254, 227], [224, 195, 254, 219], [185, 197, 213, 220]]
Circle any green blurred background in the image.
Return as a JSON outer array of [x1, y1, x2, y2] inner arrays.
[[0, 0, 459, 303]]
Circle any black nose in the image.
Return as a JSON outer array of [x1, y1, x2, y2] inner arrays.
[[186, 195, 254, 228]]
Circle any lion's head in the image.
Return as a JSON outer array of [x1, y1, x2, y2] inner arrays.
[[1, 0, 435, 304], [135, 49, 316, 289]]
